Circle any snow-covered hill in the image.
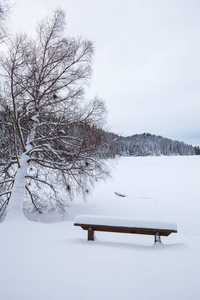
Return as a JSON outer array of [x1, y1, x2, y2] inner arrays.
[[120, 133, 196, 156]]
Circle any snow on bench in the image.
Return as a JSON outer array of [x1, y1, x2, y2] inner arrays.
[[74, 215, 177, 244]]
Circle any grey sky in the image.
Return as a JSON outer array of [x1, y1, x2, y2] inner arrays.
[[9, 0, 200, 146]]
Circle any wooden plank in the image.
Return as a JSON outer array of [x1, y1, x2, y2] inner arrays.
[[74, 223, 177, 236]]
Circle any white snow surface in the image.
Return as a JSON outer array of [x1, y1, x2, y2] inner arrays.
[[74, 215, 177, 231], [1, 156, 200, 300]]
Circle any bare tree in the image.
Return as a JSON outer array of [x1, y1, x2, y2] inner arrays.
[[0, 0, 9, 43], [0, 9, 111, 220]]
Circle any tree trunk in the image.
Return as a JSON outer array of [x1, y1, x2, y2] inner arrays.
[[6, 113, 38, 221], [6, 152, 28, 221]]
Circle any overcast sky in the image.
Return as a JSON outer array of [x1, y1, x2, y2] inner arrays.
[[8, 0, 200, 146]]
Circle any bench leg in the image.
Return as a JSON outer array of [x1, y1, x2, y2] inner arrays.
[[154, 232, 161, 244], [88, 227, 94, 241]]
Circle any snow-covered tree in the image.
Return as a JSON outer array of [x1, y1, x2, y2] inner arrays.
[[0, 9, 111, 220]]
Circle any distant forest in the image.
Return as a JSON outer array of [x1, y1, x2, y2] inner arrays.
[[0, 110, 199, 160], [118, 133, 199, 156]]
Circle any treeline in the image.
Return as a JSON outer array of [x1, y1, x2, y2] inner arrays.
[[0, 112, 198, 161], [118, 133, 196, 156], [85, 131, 198, 157], [194, 146, 200, 155]]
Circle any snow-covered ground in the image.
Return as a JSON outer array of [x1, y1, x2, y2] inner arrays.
[[0, 156, 200, 300]]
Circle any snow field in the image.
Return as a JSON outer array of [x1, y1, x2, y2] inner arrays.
[[0, 156, 200, 300]]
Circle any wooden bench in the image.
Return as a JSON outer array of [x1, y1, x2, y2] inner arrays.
[[74, 215, 177, 244]]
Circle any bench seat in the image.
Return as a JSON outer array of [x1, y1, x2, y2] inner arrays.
[[74, 215, 177, 244]]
